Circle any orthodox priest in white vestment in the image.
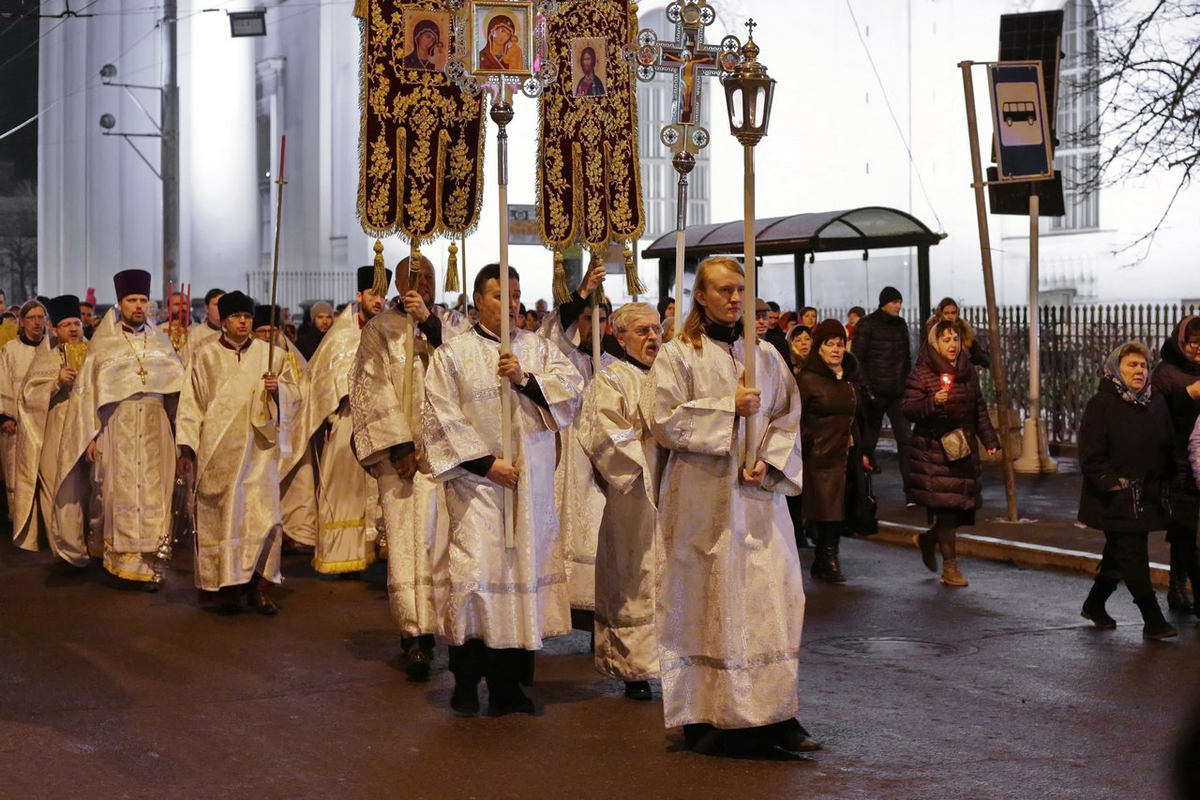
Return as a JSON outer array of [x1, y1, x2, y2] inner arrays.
[[176, 291, 302, 615], [0, 301, 47, 519], [56, 271, 185, 587], [644, 256, 819, 758], [577, 302, 665, 702], [12, 296, 90, 563], [349, 256, 466, 681], [538, 266, 617, 621], [306, 270, 387, 574], [422, 264, 583, 715]]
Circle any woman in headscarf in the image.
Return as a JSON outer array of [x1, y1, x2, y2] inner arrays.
[[799, 320, 864, 583], [1078, 341, 1177, 640], [1150, 316, 1200, 613], [903, 320, 1000, 587], [784, 323, 814, 547]]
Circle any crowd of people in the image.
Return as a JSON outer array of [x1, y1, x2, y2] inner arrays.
[[0, 257, 1197, 761]]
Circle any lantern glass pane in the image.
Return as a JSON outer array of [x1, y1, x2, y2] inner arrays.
[[729, 86, 744, 129], [752, 85, 765, 129]]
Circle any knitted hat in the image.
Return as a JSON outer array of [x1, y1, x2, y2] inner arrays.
[[878, 286, 902, 308], [811, 318, 848, 347], [310, 301, 334, 318]]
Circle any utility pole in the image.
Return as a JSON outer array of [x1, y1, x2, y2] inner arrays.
[[162, 0, 180, 289]]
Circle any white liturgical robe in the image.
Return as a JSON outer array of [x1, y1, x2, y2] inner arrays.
[[421, 325, 584, 650], [578, 357, 663, 682], [0, 336, 44, 517], [645, 332, 805, 730]]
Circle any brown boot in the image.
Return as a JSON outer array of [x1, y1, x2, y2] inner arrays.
[[940, 559, 968, 587]]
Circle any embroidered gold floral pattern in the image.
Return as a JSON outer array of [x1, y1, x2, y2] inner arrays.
[[537, 0, 645, 250], [358, 1, 487, 240]]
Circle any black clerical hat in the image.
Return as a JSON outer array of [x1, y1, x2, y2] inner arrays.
[[216, 291, 254, 319], [113, 269, 152, 301], [253, 304, 282, 329], [47, 294, 81, 326], [358, 265, 392, 292]]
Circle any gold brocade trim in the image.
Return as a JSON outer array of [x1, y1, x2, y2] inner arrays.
[[103, 562, 157, 583], [536, 0, 646, 250], [317, 518, 368, 531], [312, 552, 378, 574]]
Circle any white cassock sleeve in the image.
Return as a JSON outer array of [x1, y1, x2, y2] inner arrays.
[[643, 342, 736, 457], [578, 368, 645, 496]]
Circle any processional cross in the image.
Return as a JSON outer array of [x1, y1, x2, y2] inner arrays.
[[625, 0, 740, 302]]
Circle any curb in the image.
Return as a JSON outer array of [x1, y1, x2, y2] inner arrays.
[[872, 520, 1170, 589]]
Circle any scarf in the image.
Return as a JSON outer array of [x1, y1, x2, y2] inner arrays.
[[1104, 345, 1153, 407]]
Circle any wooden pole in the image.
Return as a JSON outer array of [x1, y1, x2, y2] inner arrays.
[[404, 240, 421, 430], [493, 88, 516, 549], [267, 135, 287, 377], [959, 62, 1019, 521], [591, 253, 603, 377], [742, 143, 758, 467]]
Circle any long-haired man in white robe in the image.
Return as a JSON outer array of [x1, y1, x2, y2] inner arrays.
[[422, 263, 583, 715], [176, 291, 302, 615], [11, 295, 90, 562], [645, 256, 819, 759], [306, 267, 389, 575], [349, 256, 467, 681], [57, 270, 185, 588], [0, 300, 47, 519], [538, 264, 617, 626], [578, 302, 664, 702]]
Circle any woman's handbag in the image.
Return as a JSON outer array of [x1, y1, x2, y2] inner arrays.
[[940, 427, 972, 462]]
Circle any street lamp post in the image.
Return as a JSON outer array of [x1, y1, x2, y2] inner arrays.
[[721, 20, 775, 467]]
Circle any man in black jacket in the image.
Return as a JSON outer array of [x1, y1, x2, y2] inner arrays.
[[854, 286, 914, 493]]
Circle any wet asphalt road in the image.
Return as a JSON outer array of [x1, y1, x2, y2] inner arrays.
[[1, 535, 1197, 800]]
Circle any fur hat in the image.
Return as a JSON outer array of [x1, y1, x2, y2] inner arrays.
[[216, 291, 255, 320]]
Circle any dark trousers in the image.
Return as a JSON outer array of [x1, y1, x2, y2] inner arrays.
[[862, 394, 913, 491], [1099, 531, 1154, 599], [1167, 519, 1197, 589], [448, 639, 535, 689]]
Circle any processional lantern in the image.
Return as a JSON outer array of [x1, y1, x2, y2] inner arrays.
[[721, 20, 774, 146]]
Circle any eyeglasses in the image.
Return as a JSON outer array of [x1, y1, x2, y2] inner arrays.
[[1185, 340, 1200, 351], [629, 324, 664, 337]]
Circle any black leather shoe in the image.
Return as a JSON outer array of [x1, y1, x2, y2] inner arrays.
[[251, 591, 279, 616], [915, 533, 938, 573], [215, 602, 242, 616], [1166, 585, 1192, 612], [624, 680, 653, 701], [450, 681, 481, 716], [488, 684, 535, 715], [406, 647, 432, 682]]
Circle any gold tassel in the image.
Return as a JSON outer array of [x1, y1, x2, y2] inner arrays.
[[407, 241, 422, 293], [444, 240, 460, 293], [623, 242, 645, 297], [372, 240, 388, 297], [552, 249, 571, 305], [589, 249, 608, 308], [352, 0, 368, 21]]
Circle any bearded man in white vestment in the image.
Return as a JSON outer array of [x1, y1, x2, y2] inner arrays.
[[349, 256, 467, 681], [56, 270, 185, 588], [538, 265, 617, 625], [422, 264, 583, 716], [645, 256, 820, 759], [577, 302, 664, 703], [0, 300, 47, 519], [176, 291, 302, 615], [304, 268, 389, 576], [11, 296, 90, 563]]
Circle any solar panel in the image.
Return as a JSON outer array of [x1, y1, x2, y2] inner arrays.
[[999, 10, 1064, 147]]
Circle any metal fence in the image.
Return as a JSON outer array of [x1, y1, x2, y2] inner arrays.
[[817, 303, 1200, 445], [245, 271, 358, 315]]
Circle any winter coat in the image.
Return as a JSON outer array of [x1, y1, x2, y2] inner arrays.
[[798, 353, 861, 521], [1150, 317, 1200, 524], [852, 308, 912, 400], [1077, 378, 1174, 533], [902, 345, 1000, 511]]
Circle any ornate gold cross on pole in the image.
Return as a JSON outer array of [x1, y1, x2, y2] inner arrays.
[[625, 0, 739, 310]]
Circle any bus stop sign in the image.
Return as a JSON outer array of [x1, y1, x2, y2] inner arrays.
[[988, 61, 1054, 182]]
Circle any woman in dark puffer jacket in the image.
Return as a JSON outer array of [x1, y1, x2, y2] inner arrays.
[[1078, 342, 1177, 640], [903, 320, 1000, 587], [1150, 316, 1200, 612]]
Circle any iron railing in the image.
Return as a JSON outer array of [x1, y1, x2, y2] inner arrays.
[[245, 271, 358, 315]]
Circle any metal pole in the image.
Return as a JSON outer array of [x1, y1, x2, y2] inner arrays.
[[1015, 191, 1057, 474], [672, 150, 696, 312], [959, 61, 1018, 521], [742, 143, 758, 468], [267, 136, 287, 376], [162, 0, 180, 289]]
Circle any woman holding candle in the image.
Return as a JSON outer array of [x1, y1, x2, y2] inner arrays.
[[902, 320, 1000, 586]]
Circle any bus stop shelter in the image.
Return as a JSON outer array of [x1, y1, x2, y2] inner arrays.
[[641, 206, 946, 315]]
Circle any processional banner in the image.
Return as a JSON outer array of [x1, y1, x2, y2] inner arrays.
[[537, 0, 646, 299]]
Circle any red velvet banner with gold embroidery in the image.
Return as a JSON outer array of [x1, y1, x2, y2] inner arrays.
[[357, 0, 487, 240]]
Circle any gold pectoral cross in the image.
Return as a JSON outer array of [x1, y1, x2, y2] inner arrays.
[[137, 366, 148, 384]]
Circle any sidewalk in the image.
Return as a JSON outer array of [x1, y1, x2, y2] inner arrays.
[[869, 447, 1174, 587]]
